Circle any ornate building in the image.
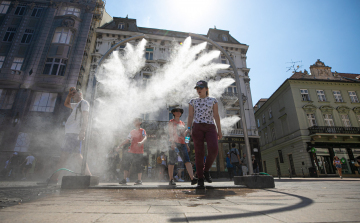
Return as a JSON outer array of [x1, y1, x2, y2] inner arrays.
[[0, 0, 111, 174], [255, 60, 360, 177], [88, 17, 260, 177]]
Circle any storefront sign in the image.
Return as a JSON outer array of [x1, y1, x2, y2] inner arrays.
[[341, 158, 346, 163], [311, 147, 317, 153], [219, 137, 245, 143]]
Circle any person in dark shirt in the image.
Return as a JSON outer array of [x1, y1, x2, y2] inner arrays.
[[252, 155, 259, 173]]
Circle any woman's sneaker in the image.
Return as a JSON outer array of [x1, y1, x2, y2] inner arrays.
[[134, 180, 142, 185], [169, 179, 176, 186], [204, 171, 212, 183], [119, 179, 127, 185], [197, 178, 205, 188], [191, 177, 198, 185]]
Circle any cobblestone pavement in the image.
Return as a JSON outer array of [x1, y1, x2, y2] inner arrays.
[[0, 178, 359, 222]]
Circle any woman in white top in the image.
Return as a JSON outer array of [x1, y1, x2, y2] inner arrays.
[[333, 156, 343, 179], [188, 80, 222, 188]]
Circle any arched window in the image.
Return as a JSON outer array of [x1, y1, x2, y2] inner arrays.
[[222, 34, 228, 41]]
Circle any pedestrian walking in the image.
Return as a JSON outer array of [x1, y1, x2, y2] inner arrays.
[[240, 153, 248, 176], [48, 87, 91, 184], [333, 156, 343, 179], [226, 152, 234, 180], [187, 80, 222, 188], [117, 118, 147, 185], [252, 155, 259, 173], [21, 154, 35, 180], [229, 143, 242, 176], [355, 156, 360, 174], [168, 106, 197, 186]]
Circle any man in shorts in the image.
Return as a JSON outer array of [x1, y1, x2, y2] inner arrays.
[[48, 87, 91, 183], [21, 154, 35, 180], [117, 118, 147, 185]]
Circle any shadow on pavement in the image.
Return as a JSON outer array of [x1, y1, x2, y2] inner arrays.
[[169, 190, 314, 222]]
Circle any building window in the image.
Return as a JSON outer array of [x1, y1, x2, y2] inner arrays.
[[220, 54, 227, 64], [21, 29, 34, 43], [145, 48, 153, 60], [0, 1, 11, 14], [268, 108, 272, 119], [3, 27, 16, 42], [341, 114, 351, 127], [14, 5, 26, 16], [30, 92, 57, 112], [222, 34, 228, 41], [0, 56, 5, 69], [118, 23, 125, 29], [11, 57, 24, 74], [333, 90, 343, 102], [264, 132, 268, 144], [257, 119, 260, 128], [59, 6, 80, 17], [300, 89, 310, 101], [52, 28, 73, 44], [0, 89, 16, 109], [316, 90, 326, 102], [226, 83, 237, 94], [262, 114, 266, 124], [307, 113, 317, 127], [348, 91, 359, 103], [323, 114, 335, 126], [31, 7, 43, 17], [14, 132, 31, 152], [42, 58, 67, 76], [271, 128, 276, 141], [142, 73, 151, 87]]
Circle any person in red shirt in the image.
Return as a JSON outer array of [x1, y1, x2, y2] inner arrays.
[[116, 118, 147, 185], [168, 107, 197, 186]]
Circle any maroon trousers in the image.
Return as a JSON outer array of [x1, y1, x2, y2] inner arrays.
[[192, 123, 219, 179]]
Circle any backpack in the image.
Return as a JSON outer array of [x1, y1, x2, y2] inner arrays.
[[230, 149, 238, 161]]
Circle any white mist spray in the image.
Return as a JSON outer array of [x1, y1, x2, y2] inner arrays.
[[91, 37, 241, 170]]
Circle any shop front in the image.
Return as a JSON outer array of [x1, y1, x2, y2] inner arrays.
[[308, 142, 360, 176]]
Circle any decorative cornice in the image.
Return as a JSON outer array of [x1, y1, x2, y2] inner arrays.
[[302, 104, 317, 113], [336, 106, 351, 114], [319, 105, 334, 113], [353, 107, 360, 115]]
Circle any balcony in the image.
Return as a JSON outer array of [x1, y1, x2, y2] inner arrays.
[[308, 126, 360, 135], [220, 92, 238, 105], [222, 129, 244, 136]]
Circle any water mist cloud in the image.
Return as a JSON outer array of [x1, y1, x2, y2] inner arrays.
[[93, 37, 240, 148]]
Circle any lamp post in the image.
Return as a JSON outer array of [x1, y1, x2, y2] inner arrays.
[[81, 34, 146, 175], [188, 33, 253, 174]]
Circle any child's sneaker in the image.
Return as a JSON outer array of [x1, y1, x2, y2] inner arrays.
[[119, 179, 127, 185], [134, 180, 142, 185]]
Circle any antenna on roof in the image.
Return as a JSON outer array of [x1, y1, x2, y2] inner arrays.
[[286, 60, 303, 73], [126, 14, 128, 19]]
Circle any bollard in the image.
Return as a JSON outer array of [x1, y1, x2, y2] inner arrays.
[[288, 168, 292, 178], [301, 167, 305, 178], [277, 168, 281, 179]]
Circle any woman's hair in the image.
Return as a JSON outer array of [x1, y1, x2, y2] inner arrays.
[[206, 88, 209, 96]]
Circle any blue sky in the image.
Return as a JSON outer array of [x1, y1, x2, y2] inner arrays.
[[104, 0, 360, 105]]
